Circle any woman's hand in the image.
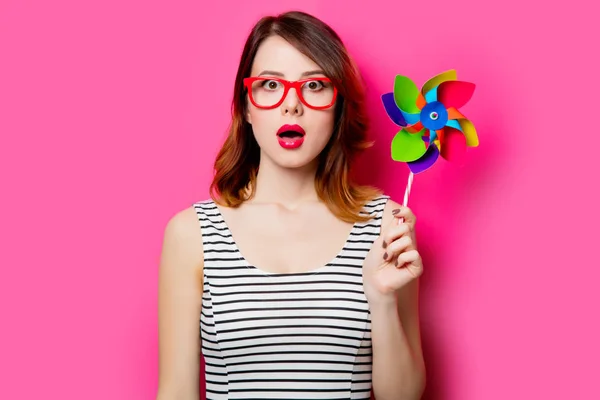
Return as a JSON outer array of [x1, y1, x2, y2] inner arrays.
[[362, 206, 424, 305]]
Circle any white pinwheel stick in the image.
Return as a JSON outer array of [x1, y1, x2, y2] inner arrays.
[[403, 171, 413, 208], [395, 171, 413, 226]]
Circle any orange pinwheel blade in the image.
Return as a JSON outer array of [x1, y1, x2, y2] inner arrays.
[[406, 121, 423, 133], [436, 129, 445, 142], [447, 107, 465, 120], [416, 92, 427, 109]]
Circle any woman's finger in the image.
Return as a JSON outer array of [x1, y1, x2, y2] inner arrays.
[[382, 234, 414, 264], [392, 206, 416, 227], [381, 222, 412, 249], [395, 249, 421, 267], [395, 250, 424, 278]]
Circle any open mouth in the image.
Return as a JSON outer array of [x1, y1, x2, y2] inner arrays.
[[277, 130, 305, 139], [277, 124, 305, 137], [276, 124, 305, 149]]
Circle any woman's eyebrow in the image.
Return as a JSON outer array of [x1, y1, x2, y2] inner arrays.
[[301, 70, 326, 77], [257, 69, 326, 77]]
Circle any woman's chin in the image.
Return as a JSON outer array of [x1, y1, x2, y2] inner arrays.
[[269, 151, 320, 170]]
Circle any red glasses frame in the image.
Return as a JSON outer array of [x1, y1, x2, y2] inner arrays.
[[243, 77, 338, 110]]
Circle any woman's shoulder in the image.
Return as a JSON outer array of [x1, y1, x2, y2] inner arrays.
[[365, 192, 391, 205], [362, 192, 398, 211], [363, 192, 403, 225], [158, 203, 206, 293], [162, 204, 205, 246], [190, 197, 215, 209], [160, 199, 214, 263], [165, 196, 213, 229]]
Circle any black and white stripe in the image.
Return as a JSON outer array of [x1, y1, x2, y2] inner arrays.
[[193, 196, 389, 399]]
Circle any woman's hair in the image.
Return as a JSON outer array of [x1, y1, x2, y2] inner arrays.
[[209, 10, 381, 223]]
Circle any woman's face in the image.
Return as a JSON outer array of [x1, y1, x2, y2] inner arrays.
[[246, 35, 336, 170]]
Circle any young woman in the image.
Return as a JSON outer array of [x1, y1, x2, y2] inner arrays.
[[157, 11, 426, 400]]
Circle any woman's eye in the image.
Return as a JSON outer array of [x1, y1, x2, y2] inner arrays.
[[307, 80, 324, 90], [263, 80, 280, 90]]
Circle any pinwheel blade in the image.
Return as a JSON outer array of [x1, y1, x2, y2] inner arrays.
[[457, 118, 479, 146], [381, 92, 408, 126], [446, 107, 465, 120], [416, 92, 427, 109], [406, 121, 424, 133], [391, 127, 428, 162], [393, 75, 421, 114], [407, 143, 440, 174], [422, 69, 457, 97], [402, 112, 421, 125], [437, 81, 476, 109], [424, 86, 437, 103], [430, 129, 443, 142], [445, 119, 462, 131], [440, 127, 467, 162]]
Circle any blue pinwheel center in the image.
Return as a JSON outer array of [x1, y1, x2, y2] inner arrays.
[[420, 101, 448, 131]]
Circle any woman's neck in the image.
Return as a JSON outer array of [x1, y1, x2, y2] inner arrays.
[[249, 156, 320, 209]]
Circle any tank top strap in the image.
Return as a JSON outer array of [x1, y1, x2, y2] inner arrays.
[[333, 195, 389, 265], [354, 194, 390, 234], [191, 199, 241, 266], [193, 199, 227, 236]]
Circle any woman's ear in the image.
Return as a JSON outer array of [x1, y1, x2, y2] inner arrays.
[[244, 101, 252, 125]]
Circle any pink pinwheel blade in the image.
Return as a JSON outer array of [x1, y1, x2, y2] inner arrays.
[[437, 81, 475, 109], [440, 127, 467, 162]]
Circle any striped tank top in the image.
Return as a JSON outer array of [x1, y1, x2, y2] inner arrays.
[[193, 195, 389, 399]]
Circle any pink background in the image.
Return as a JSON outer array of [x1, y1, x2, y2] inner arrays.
[[1, 0, 598, 399]]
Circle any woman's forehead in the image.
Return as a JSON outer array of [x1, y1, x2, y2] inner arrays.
[[251, 36, 321, 79]]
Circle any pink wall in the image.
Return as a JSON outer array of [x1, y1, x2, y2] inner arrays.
[[2, 0, 598, 399]]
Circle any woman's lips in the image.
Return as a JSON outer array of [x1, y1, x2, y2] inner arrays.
[[277, 124, 305, 149], [277, 135, 304, 149], [277, 124, 305, 136]]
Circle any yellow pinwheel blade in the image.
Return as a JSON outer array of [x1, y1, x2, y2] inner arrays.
[[422, 69, 457, 97], [457, 118, 479, 147]]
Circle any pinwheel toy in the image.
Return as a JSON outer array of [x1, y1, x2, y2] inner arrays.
[[381, 69, 479, 206]]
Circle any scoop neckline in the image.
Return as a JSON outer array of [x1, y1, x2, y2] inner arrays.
[[210, 200, 360, 277]]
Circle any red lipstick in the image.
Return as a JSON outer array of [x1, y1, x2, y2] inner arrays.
[[276, 124, 305, 149]]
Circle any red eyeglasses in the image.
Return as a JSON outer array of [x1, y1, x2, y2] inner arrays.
[[243, 77, 337, 110]]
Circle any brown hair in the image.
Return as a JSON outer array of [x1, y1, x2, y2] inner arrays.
[[209, 10, 381, 223]]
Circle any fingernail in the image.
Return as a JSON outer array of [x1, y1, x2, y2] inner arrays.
[[382, 240, 387, 249], [392, 208, 400, 215], [394, 258, 398, 266], [383, 252, 388, 260]]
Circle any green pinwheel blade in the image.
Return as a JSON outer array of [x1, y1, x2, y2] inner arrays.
[[393, 75, 421, 114], [391, 127, 428, 162]]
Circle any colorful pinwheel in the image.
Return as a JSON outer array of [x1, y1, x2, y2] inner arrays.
[[381, 69, 479, 174]]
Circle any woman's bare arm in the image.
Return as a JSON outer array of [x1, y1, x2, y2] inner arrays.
[[156, 207, 204, 400]]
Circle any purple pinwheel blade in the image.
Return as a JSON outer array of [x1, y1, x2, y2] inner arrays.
[[407, 143, 440, 174], [381, 92, 408, 126]]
